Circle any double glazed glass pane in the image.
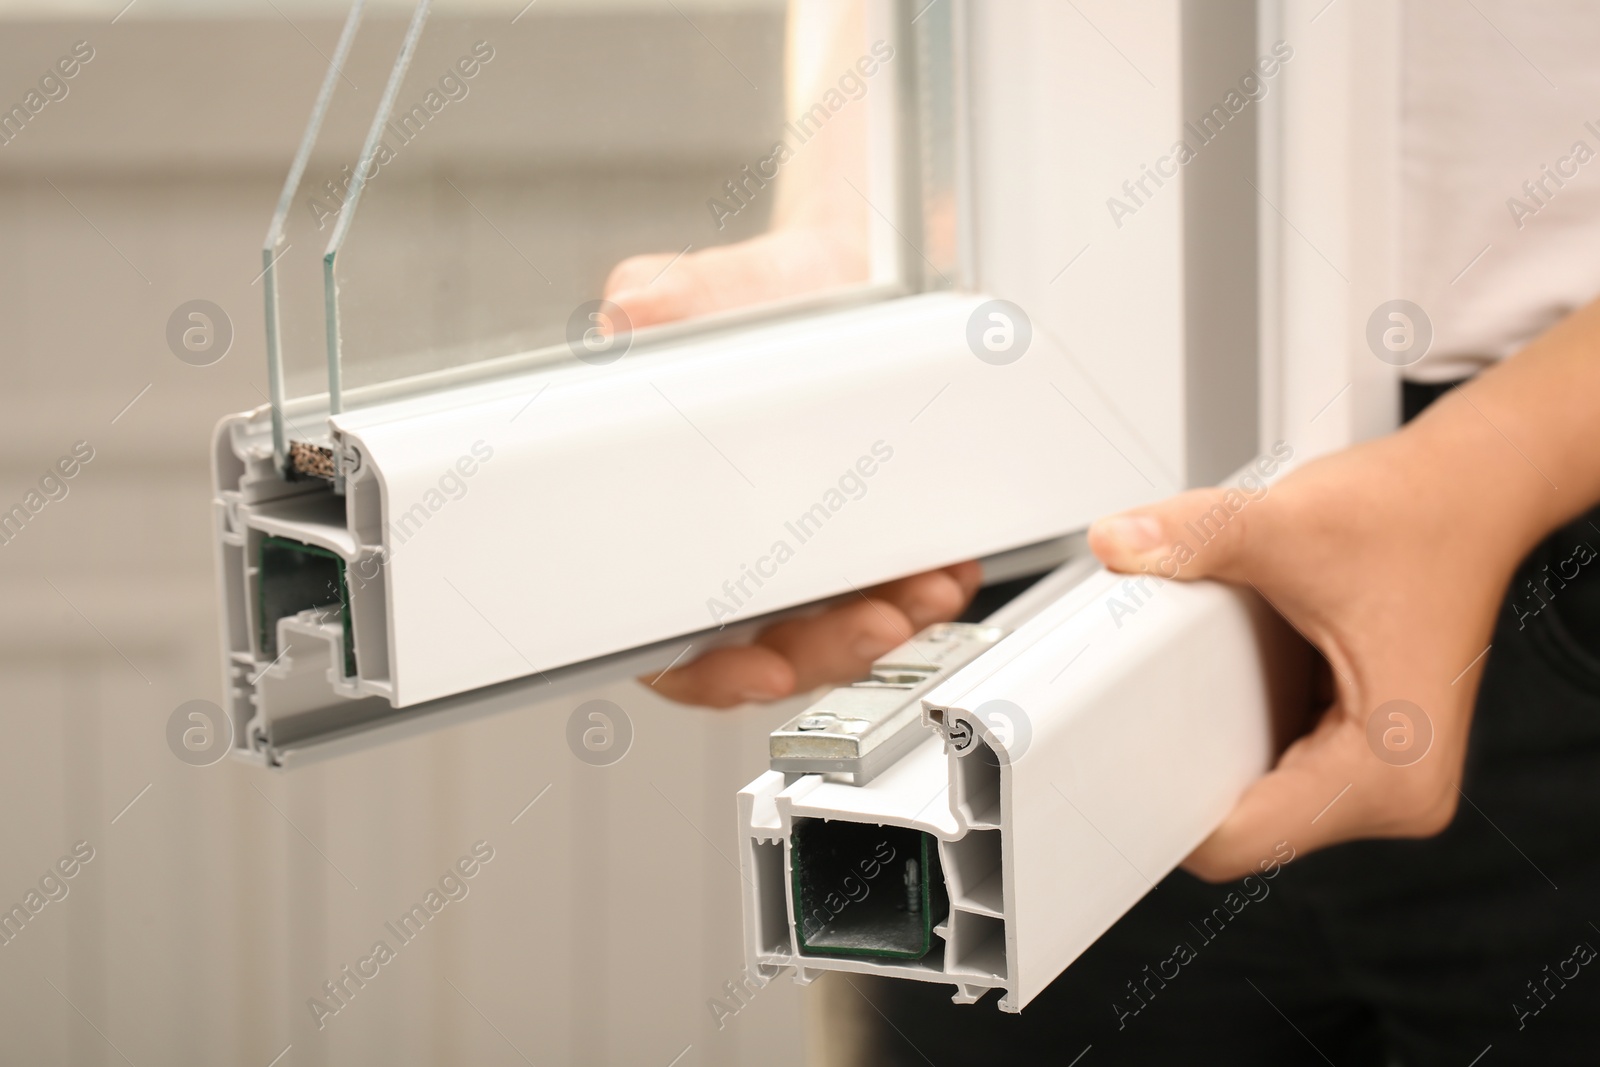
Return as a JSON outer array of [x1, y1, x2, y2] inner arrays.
[[268, 0, 947, 463], [262, 1, 411, 457]]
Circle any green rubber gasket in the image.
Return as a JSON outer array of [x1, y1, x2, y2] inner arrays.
[[257, 535, 356, 678]]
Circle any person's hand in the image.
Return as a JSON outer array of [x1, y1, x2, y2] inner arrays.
[[649, 562, 983, 708], [602, 226, 865, 331], [1087, 398, 1554, 881]]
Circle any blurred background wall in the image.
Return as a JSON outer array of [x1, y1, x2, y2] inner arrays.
[[0, 2, 820, 1063]]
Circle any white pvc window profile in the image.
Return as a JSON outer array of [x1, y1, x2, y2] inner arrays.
[[311, 0, 956, 439]]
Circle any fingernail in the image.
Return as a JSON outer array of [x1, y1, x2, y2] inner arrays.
[[1095, 515, 1164, 553]]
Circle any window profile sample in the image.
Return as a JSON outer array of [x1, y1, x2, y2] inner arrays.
[[212, 1, 1235, 764], [739, 564, 1306, 1010]]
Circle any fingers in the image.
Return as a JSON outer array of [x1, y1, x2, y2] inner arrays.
[[609, 272, 704, 331], [601, 229, 864, 334], [601, 253, 706, 331], [755, 564, 981, 692], [1181, 715, 1357, 881], [1181, 709, 1461, 882], [647, 563, 983, 708], [758, 596, 916, 691], [946, 559, 987, 602], [871, 562, 983, 630], [648, 599, 905, 707], [601, 254, 668, 301], [649, 645, 796, 709], [1087, 487, 1259, 583]]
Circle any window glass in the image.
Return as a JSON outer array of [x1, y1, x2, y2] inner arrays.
[[261, 1, 413, 459], [291, 0, 922, 424]]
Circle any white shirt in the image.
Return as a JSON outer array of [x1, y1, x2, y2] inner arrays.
[[1401, 0, 1600, 382]]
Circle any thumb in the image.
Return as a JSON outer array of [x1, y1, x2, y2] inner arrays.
[[1181, 713, 1357, 881], [605, 284, 680, 331], [1086, 487, 1258, 582], [602, 253, 703, 330]]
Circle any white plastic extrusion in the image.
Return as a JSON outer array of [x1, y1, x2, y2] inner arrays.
[[211, 294, 1159, 762], [737, 564, 1307, 1011]]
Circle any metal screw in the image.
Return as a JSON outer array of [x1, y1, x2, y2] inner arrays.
[[796, 716, 832, 731]]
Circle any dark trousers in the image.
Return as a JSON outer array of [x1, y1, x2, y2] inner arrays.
[[861, 383, 1600, 1064]]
